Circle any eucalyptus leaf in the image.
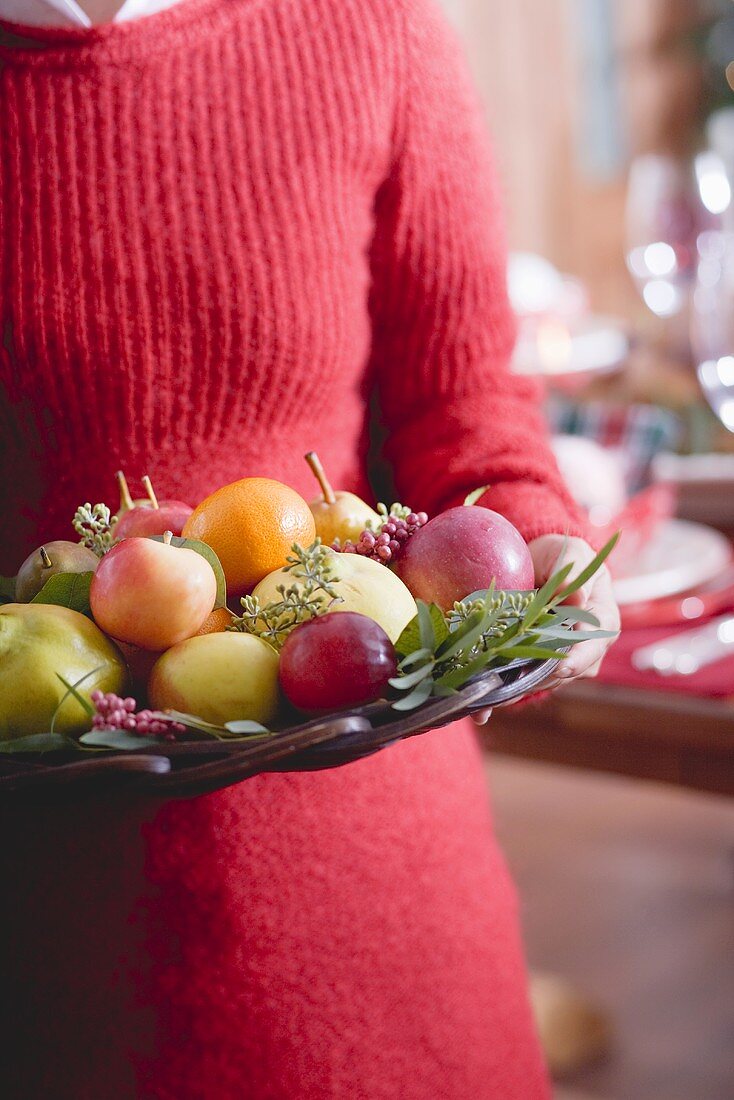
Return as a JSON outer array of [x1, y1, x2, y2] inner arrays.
[[539, 626, 618, 642], [498, 644, 564, 661], [389, 662, 435, 691], [435, 653, 502, 692], [31, 571, 94, 616], [397, 647, 434, 669], [149, 534, 228, 610], [391, 677, 434, 711], [0, 732, 73, 754], [79, 729, 151, 750], [0, 574, 16, 604]]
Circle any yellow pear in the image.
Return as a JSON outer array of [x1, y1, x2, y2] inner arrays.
[[253, 548, 417, 643], [0, 603, 128, 739], [305, 452, 379, 546], [148, 632, 280, 726]]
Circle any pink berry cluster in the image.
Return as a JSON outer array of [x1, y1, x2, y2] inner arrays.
[[338, 510, 428, 564], [90, 691, 185, 741]]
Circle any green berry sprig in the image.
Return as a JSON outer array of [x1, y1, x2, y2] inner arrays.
[[229, 540, 343, 650], [73, 502, 115, 556]]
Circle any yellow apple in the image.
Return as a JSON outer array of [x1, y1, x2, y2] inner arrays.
[[148, 632, 280, 726], [253, 549, 417, 643], [0, 603, 128, 739]]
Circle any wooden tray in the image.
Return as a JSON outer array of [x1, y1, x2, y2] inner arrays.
[[0, 655, 559, 800]]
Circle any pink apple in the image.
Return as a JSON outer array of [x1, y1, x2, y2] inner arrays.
[[393, 506, 534, 608], [90, 535, 217, 650], [114, 500, 193, 540]]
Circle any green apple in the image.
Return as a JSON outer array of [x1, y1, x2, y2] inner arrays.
[[148, 632, 280, 726], [253, 548, 417, 643], [0, 604, 128, 739]]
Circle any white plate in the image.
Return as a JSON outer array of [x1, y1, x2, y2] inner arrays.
[[612, 519, 733, 606]]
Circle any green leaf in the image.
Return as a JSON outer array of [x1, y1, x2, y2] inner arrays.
[[548, 534, 620, 607], [397, 647, 434, 669], [79, 729, 148, 751], [417, 601, 436, 651], [463, 486, 489, 507], [149, 535, 228, 609], [538, 626, 618, 643], [0, 575, 16, 604], [223, 720, 271, 736], [389, 661, 435, 691], [498, 644, 564, 661], [552, 606, 601, 626], [396, 603, 446, 659], [435, 654, 502, 692], [436, 606, 491, 662], [391, 677, 434, 711], [521, 563, 573, 628], [0, 732, 73, 754], [32, 571, 94, 616], [52, 669, 99, 732]]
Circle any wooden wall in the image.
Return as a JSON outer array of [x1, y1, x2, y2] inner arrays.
[[442, 0, 706, 316]]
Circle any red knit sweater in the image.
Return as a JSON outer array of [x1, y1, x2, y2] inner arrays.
[[0, 2, 580, 1097]]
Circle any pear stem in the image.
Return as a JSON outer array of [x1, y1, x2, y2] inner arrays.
[[142, 475, 159, 510], [116, 470, 134, 512], [39, 546, 53, 569], [163, 530, 173, 546], [304, 451, 336, 505]]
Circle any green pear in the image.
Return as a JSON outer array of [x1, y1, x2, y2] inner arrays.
[[253, 549, 417, 643], [0, 604, 128, 740], [15, 540, 100, 603]]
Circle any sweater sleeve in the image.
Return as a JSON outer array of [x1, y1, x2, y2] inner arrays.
[[368, 0, 585, 543]]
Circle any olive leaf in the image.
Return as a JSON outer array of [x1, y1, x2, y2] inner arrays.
[[149, 534, 228, 609], [0, 732, 74, 754], [31, 571, 94, 616]]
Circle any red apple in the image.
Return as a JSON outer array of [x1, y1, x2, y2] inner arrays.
[[279, 612, 397, 712], [114, 501, 193, 540], [113, 474, 192, 539], [90, 533, 217, 650], [394, 506, 534, 608]]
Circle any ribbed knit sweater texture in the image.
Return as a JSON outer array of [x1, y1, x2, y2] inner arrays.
[[0, 1, 578, 1096]]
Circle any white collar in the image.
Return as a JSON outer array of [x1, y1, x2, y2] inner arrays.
[[0, 0, 184, 29]]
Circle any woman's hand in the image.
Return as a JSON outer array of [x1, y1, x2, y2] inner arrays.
[[472, 533, 620, 724], [527, 534, 620, 688]]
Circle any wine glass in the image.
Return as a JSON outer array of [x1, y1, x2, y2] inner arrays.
[[690, 230, 734, 431], [625, 154, 700, 318]]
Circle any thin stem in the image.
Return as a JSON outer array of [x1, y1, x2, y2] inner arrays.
[[39, 546, 53, 569], [116, 470, 134, 512], [142, 475, 159, 510], [304, 451, 336, 504], [163, 530, 173, 546]]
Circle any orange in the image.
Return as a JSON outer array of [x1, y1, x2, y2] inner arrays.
[[194, 607, 234, 636], [182, 477, 316, 597]]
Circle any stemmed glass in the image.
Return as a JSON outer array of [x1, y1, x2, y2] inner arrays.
[[690, 230, 734, 432], [625, 154, 700, 318]]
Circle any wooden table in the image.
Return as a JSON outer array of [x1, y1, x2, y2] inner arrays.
[[483, 681, 734, 798]]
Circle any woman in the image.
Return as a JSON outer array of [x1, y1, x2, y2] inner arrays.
[[0, 0, 619, 1096]]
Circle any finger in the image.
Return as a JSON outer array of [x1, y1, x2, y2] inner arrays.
[[472, 708, 493, 726]]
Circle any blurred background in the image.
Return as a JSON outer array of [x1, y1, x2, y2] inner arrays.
[[440, 2, 734, 1097]]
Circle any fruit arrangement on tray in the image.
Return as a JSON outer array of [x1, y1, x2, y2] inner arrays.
[[0, 455, 616, 797]]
